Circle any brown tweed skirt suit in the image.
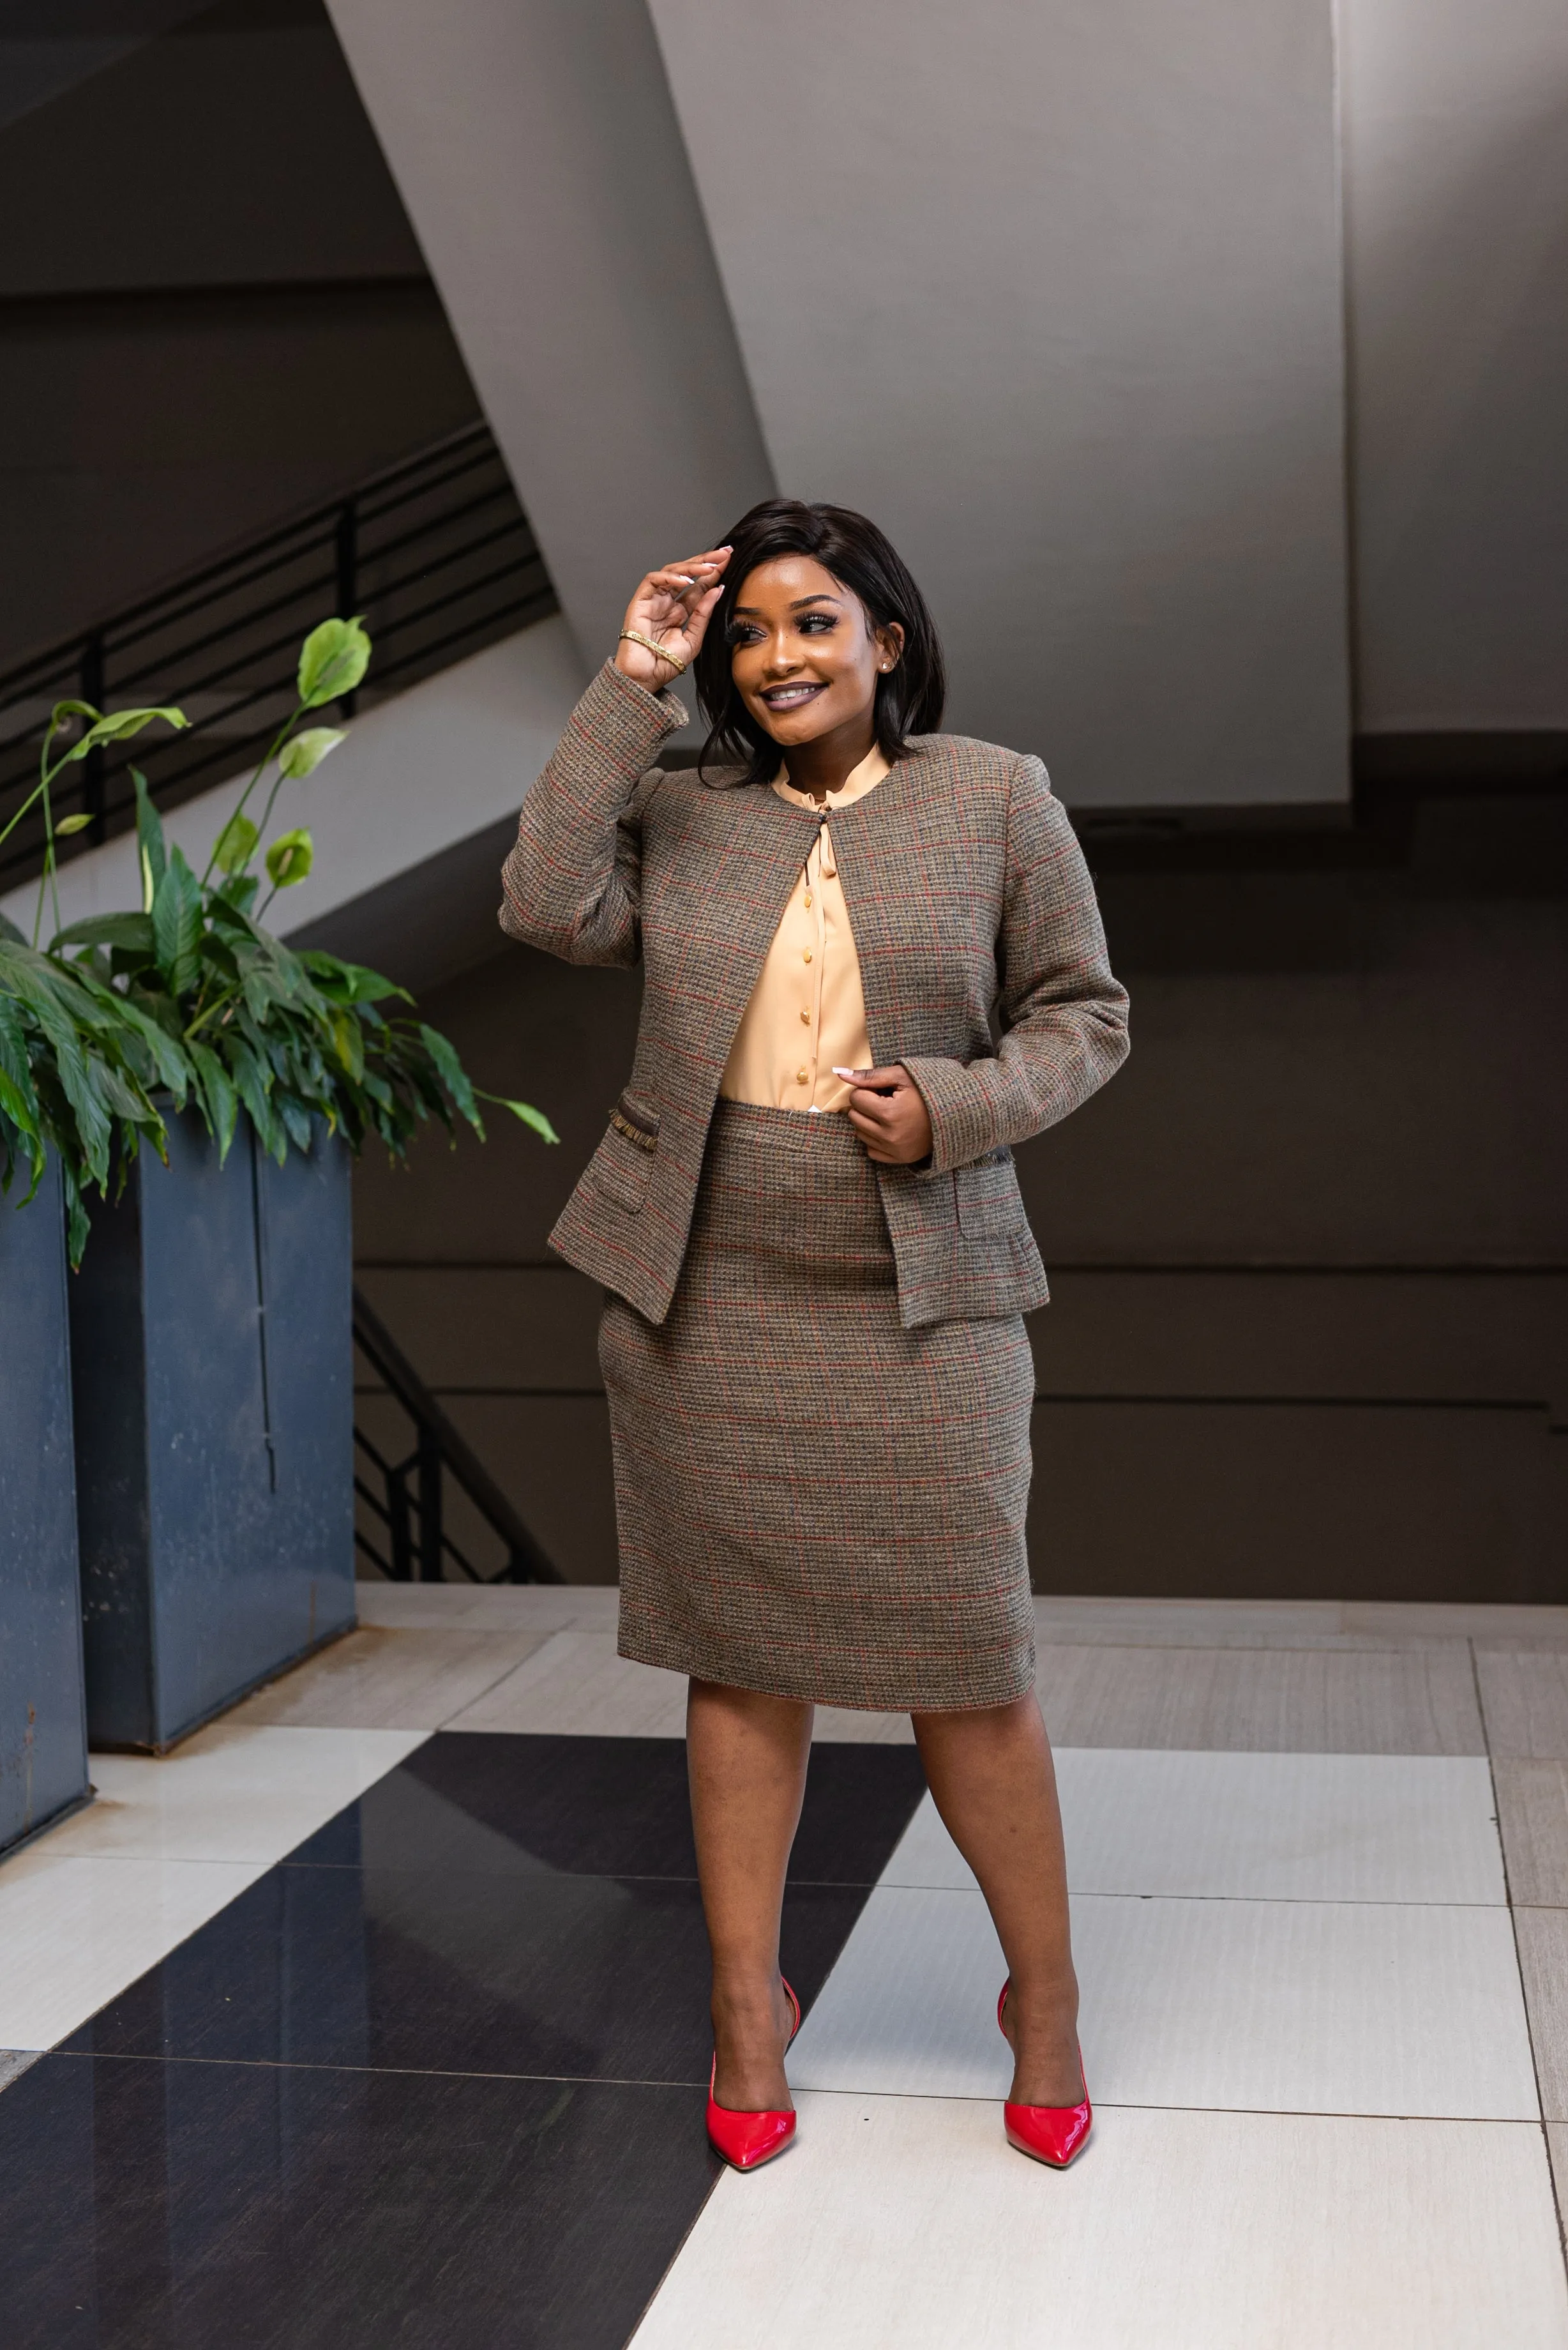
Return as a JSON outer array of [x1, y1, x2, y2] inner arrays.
[[500, 662, 1129, 1711]]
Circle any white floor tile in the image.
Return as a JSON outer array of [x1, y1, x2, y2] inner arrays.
[[0, 1853, 264, 2050], [789, 1886, 1539, 2119], [631, 2096, 1568, 2350], [45, 1722, 425, 1865], [0, 2052, 40, 2095], [444, 1631, 691, 1735], [886, 1752, 1507, 1903], [812, 1707, 917, 1744], [354, 1579, 619, 1632], [229, 1626, 548, 1730]]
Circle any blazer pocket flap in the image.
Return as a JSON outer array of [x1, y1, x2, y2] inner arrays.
[[592, 1094, 659, 1210], [954, 1151, 1025, 1238], [610, 1093, 660, 1152]]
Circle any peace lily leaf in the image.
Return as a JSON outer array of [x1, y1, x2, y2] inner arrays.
[[151, 846, 203, 998], [417, 1022, 480, 1130], [0, 911, 26, 945], [66, 706, 188, 761], [485, 1094, 561, 1146], [277, 726, 346, 780], [331, 1010, 364, 1082], [297, 618, 370, 709], [52, 913, 155, 955], [189, 1041, 238, 1162], [56, 812, 95, 836], [212, 814, 259, 875], [265, 828, 313, 888]]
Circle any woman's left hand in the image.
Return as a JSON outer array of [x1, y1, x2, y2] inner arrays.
[[834, 1065, 934, 1165]]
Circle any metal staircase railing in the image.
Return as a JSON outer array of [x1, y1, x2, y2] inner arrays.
[[351, 1287, 561, 1586], [0, 420, 557, 890]]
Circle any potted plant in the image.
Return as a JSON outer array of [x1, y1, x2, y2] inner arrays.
[[1, 619, 555, 1752], [0, 742, 178, 1838]]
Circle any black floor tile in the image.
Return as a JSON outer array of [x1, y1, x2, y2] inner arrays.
[[64, 1865, 863, 2084], [0, 2052, 718, 2350], [22, 1734, 931, 2349], [290, 1731, 930, 1884]]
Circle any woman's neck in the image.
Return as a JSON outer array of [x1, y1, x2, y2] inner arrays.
[[780, 711, 878, 805]]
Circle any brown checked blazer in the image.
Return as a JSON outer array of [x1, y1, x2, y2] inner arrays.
[[499, 660, 1129, 1330]]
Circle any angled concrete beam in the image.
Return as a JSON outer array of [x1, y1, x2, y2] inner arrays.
[[324, 0, 775, 673]]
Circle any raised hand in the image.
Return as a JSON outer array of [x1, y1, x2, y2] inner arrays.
[[833, 1065, 935, 1165], [614, 546, 732, 690]]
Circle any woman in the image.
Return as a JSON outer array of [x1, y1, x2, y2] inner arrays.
[[500, 501, 1129, 2173]]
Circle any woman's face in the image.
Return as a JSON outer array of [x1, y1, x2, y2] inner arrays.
[[728, 556, 903, 748]]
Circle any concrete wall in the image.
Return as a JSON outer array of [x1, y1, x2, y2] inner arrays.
[[1339, 0, 1568, 732]]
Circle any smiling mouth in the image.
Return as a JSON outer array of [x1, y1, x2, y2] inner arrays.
[[759, 681, 827, 710]]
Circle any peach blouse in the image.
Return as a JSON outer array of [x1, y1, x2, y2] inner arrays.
[[718, 747, 891, 1114]]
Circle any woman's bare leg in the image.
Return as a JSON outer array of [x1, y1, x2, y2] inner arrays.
[[686, 1678, 814, 2109], [912, 1692, 1083, 2107]]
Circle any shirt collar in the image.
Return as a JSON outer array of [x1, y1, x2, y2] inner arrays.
[[771, 743, 891, 812]]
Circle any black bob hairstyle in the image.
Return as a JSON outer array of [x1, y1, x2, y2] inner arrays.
[[693, 499, 946, 785]]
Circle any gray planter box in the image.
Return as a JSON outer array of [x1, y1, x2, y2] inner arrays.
[[0, 1155, 89, 1854], [69, 1113, 356, 1751]]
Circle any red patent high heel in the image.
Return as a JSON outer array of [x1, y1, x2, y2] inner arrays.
[[705, 1977, 803, 2172], [997, 1978, 1092, 2169]]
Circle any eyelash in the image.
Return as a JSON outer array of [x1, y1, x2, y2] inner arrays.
[[727, 612, 838, 646]]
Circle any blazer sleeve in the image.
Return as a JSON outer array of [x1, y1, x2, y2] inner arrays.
[[901, 754, 1129, 1172], [498, 658, 688, 967]]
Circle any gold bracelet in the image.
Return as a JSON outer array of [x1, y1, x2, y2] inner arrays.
[[619, 627, 689, 677]]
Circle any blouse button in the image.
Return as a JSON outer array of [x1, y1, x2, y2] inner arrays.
[[803, 950, 812, 964], [796, 1068, 810, 1084], [799, 1009, 810, 1024]]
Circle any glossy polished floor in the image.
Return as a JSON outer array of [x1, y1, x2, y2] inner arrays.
[[3, 1584, 1568, 2347]]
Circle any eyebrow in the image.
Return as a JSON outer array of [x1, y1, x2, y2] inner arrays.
[[730, 593, 843, 616]]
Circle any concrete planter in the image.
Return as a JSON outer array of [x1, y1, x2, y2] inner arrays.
[[69, 1112, 355, 1751], [0, 1155, 90, 1854]]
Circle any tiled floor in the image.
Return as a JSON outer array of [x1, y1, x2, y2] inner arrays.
[[2, 1582, 1567, 2349]]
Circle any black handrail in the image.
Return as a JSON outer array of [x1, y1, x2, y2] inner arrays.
[[351, 1287, 562, 1586], [0, 421, 557, 890]]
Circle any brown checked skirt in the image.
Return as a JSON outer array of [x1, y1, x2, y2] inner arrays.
[[602, 1100, 1037, 1712]]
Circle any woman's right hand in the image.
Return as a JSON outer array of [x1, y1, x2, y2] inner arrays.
[[613, 545, 732, 690]]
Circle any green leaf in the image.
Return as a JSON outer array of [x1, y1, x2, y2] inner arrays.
[[189, 1041, 238, 1162], [298, 951, 407, 1005], [212, 814, 259, 875], [0, 912, 26, 945], [330, 1010, 365, 1082], [225, 1037, 279, 1155], [416, 1022, 483, 1133], [133, 771, 166, 902], [484, 1093, 561, 1145], [73, 975, 190, 1106], [275, 1091, 314, 1151], [277, 726, 346, 780], [61, 1164, 89, 1270], [297, 618, 370, 709], [52, 913, 155, 955], [151, 846, 203, 999], [66, 706, 188, 760], [56, 812, 94, 836], [264, 828, 313, 888]]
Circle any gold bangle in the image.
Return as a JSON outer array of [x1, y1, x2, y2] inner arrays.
[[619, 628, 688, 678]]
